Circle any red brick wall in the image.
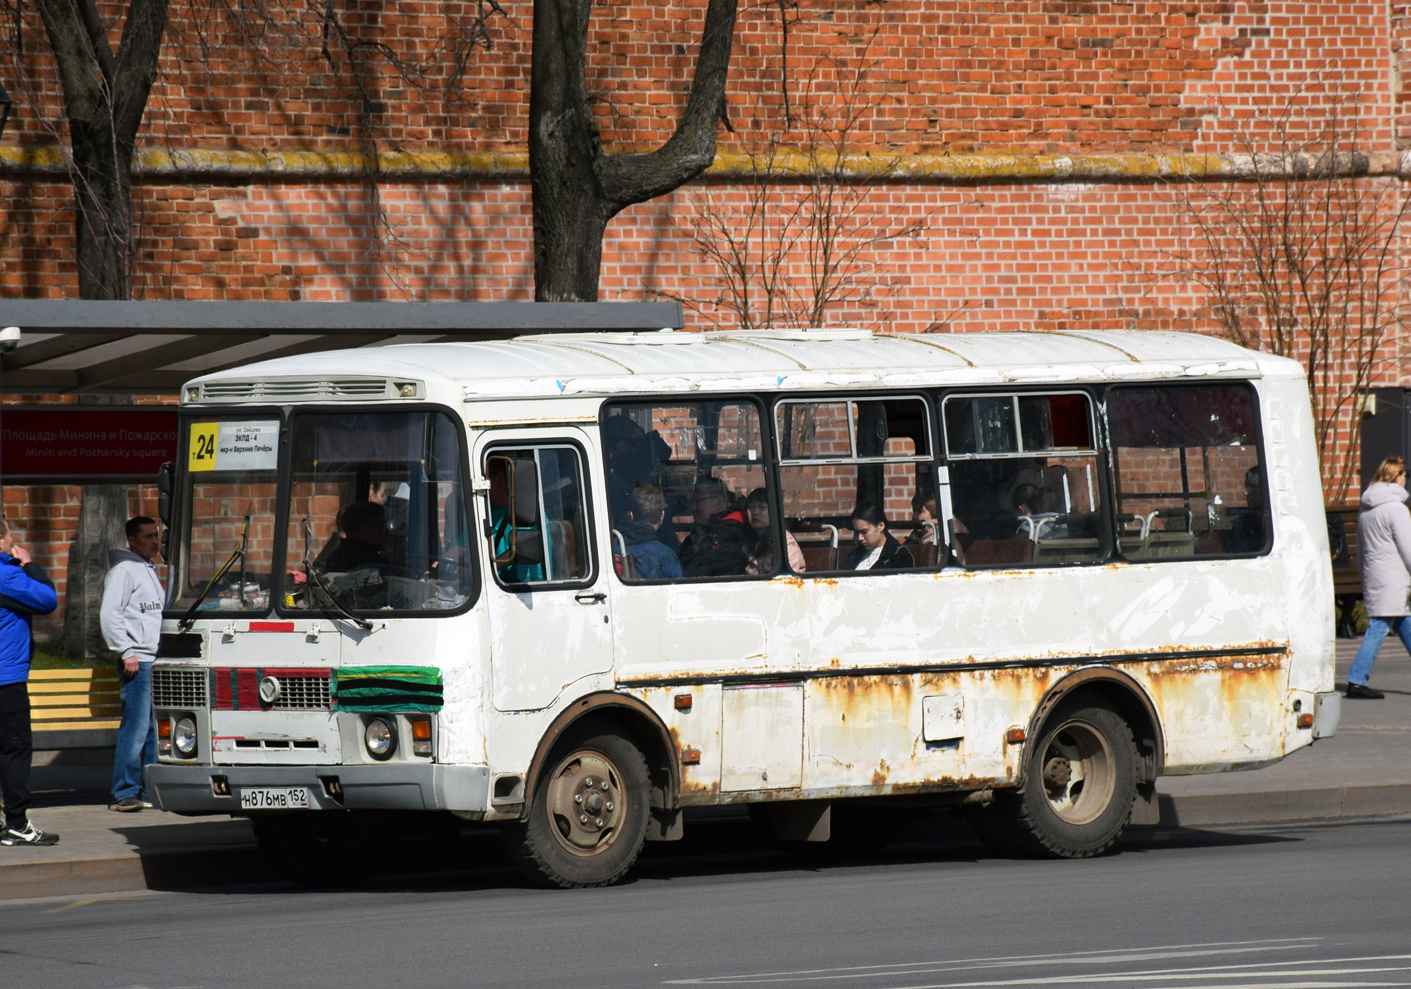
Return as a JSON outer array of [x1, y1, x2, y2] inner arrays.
[[4, 2, 1408, 636]]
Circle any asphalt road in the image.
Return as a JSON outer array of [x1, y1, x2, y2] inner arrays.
[[2, 815, 1408, 989]]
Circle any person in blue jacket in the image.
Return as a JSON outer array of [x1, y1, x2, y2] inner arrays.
[[617, 484, 681, 580], [0, 518, 60, 846]]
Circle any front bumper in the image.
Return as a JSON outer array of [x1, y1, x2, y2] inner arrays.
[[146, 763, 489, 814], [1312, 690, 1341, 739]]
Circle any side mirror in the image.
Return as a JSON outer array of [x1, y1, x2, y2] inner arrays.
[[488, 455, 545, 568], [157, 461, 173, 526], [512, 458, 540, 527]]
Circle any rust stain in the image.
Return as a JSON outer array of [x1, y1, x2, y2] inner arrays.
[[678, 778, 719, 804], [871, 758, 890, 785]]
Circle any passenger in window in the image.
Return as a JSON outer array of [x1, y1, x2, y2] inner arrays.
[[1223, 467, 1267, 554], [369, 480, 410, 569], [619, 485, 682, 580], [907, 493, 939, 548], [844, 504, 914, 571], [1011, 474, 1066, 539], [318, 501, 391, 573], [744, 488, 805, 575], [604, 414, 672, 512], [679, 478, 749, 577]]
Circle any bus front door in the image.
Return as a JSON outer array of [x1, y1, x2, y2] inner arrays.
[[478, 433, 614, 712]]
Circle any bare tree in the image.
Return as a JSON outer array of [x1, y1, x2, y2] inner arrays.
[[530, 0, 738, 302], [676, 28, 926, 329], [26, 0, 169, 301], [1162, 85, 1410, 504]]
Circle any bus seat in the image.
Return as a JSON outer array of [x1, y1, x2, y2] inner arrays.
[[965, 538, 1032, 566]]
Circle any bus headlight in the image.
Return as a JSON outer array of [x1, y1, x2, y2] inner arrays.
[[173, 717, 198, 758], [364, 718, 395, 760]]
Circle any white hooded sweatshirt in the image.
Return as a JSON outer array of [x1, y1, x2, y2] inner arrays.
[[100, 548, 165, 663]]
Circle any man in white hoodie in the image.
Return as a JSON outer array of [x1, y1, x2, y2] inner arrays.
[[100, 517, 165, 812]]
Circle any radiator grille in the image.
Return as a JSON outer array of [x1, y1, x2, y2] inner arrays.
[[272, 675, 332, 710], [152, 669, 209, 709]]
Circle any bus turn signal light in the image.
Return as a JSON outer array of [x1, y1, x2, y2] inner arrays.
[[681, 747, 701, 765], [1005, 727, 1027, 744], [1297, 713, 1314, 729], [674, 694, 693, 711], [411, 719, 432, 756]]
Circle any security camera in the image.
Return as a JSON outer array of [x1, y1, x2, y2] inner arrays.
[[0, 326, 19, 353]]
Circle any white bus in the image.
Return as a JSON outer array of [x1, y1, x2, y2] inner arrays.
[[148, 328, 1339, 887]]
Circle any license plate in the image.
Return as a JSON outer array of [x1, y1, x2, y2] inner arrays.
[[239, 786, 310, 810]]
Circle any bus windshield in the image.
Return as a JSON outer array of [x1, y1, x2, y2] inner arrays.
[[288, 410, 474, 613], [170, 410, 475, 616]]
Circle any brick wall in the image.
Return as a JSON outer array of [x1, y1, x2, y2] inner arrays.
[[4, 2, 1409, 638]]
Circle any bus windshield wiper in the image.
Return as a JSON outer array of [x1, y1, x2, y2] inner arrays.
[[302, 517, 373, 632], [178, 505, 251, 632]]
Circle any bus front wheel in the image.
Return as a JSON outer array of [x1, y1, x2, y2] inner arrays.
[[502, 729, 651, 889], [996, 700, 1138, 858]]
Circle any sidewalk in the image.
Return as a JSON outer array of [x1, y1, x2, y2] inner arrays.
[[2, 640, 1408, 898]]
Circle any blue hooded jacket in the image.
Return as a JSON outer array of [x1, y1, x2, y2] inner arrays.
[[0, 554, 59, 687]]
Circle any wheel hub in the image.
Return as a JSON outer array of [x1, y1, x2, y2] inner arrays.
[[546, 755, 622, 853], [1042, 755, 1072, 796]]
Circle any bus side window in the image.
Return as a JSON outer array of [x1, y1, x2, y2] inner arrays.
[[601, 400, 768, 582], [776, 396, 939, 574], [943, 392, 1108, 568], [1108, 383, 1269, 559]]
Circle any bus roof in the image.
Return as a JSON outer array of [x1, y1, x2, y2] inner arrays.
[[182, 329, 1299, 405]]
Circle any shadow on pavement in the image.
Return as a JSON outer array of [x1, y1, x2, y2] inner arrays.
[[155, 806, 1303, 897]]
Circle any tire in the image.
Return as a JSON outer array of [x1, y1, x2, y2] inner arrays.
[[501, 730, 651, 889], [991, 700, 1138, 859], [251, 813, 375, 887]]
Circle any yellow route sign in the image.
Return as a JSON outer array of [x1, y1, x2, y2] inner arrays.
[[188, 422, 218, 472]]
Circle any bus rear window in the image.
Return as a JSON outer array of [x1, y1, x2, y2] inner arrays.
[[1108, 383, 1269, 559]]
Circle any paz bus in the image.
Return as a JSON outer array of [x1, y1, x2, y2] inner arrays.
[[147, 328, 1339, 887]]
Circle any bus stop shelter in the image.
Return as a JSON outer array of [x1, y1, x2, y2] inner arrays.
[[0, 300, 685, 394]]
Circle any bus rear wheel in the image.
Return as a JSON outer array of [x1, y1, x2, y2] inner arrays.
[[994, 700, 1138, 858], [502, 730, 651, 889]]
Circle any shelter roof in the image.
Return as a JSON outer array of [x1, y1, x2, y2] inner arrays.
[[0, 301, 684, 393]]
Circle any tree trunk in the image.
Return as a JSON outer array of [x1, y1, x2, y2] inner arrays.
[[64, 398, 130, 664], [34, 0, 169, 302], [530, 0, 738, 301], [72, 124, 137, 300]]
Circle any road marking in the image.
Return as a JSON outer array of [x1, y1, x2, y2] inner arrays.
[[665, 939, 1324, 984], [41, 898, 96, 915]]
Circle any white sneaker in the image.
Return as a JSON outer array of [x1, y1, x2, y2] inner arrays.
[[1, 821, 60, 846]]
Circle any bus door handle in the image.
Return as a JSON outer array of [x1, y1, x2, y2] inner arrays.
[[575, 591, 607, 605]]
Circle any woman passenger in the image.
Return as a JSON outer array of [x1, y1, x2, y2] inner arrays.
[[907, 492, 939, 547], [744, 488, 805, 574], [843, 504, 914, 571]]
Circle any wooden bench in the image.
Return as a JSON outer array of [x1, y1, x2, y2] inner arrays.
[[27, 668, 121, 750]]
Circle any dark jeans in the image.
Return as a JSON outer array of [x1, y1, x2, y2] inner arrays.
[[0, 681, 33, 826]]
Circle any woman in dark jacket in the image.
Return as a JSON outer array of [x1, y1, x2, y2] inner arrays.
[[843, 504, 914, 572]]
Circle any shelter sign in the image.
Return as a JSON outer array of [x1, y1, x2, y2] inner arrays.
[[0, 408, 178, 481]]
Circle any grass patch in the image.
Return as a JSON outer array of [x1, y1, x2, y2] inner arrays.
[[30, 641, 98, 670]]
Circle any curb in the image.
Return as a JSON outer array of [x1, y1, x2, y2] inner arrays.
[[0, 846, 271, 900], [1153, 784, 1411, 829]]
